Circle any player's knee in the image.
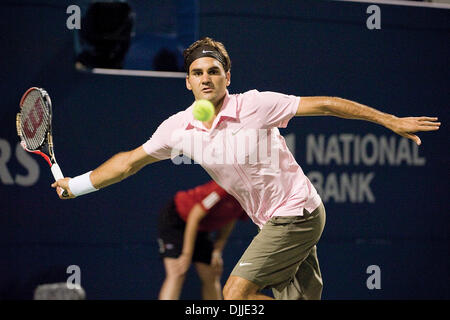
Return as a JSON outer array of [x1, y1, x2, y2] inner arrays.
[[223, 278, 250, 300], [223, 286, 247, 300], [223, 282, 235, 299]]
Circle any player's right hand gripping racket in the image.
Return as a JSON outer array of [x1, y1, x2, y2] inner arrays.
[[16, 87, 68, 197]]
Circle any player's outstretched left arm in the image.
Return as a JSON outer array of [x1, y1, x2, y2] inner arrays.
[[51, 146, 160, 199], [296, 96, 441, 145]]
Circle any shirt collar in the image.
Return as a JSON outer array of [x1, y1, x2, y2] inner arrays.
[[185, 90, 237, 131]]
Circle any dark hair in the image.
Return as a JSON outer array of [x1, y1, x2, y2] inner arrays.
[[183, 37, 231, 73]]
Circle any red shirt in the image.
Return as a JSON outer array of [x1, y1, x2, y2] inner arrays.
[[174, 180, 248, 232]]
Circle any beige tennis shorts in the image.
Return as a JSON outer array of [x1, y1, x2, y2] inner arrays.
[[230, 202, 326, 300]]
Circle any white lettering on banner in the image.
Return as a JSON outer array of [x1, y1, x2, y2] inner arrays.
[[0, 139, 40, 186], [306, 134, 427, 204], [306, 134, 425, 166], [308, 171, 375, 203], [0, 139, 14, 184], [15, 143, 40, 186]]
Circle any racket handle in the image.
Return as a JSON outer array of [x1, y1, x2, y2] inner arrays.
[[51, 163, 69, 197]]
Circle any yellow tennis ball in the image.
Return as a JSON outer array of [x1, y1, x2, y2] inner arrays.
[[193, 99, 215, 121]]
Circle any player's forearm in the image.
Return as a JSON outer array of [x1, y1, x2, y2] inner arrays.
[[322, 97, 398, 129], [88, 146, 158, 190], [90, 152, 136, 189], [61, 147, 156, 198]]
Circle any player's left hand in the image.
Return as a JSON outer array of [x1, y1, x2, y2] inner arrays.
[[387, 116, 440, 145]]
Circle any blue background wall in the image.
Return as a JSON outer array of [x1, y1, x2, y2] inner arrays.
[[0, 0, 448, 299]]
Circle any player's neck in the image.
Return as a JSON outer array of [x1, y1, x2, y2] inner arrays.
[[214, 94, 226, 115], [202, 94, 226, 129], [203, 116, 216, 129]]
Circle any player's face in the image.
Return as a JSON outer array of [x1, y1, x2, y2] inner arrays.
[[186, 57, 230, 107]]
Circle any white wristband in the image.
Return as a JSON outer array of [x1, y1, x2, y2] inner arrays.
[[68, 171, 98, 197]]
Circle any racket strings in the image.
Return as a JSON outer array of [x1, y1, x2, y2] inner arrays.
[[20, 91, 51, 150]]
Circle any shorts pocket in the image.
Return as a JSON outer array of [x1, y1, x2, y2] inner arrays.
[[267, 216, 298, 226]]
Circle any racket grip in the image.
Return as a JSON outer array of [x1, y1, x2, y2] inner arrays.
[[51, 163, 69, 197]]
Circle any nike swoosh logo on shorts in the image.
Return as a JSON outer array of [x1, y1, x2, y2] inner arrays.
[[239, 262, 252, 266]]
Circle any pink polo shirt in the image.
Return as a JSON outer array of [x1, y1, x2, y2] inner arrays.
[[143, 90, 322, 228]]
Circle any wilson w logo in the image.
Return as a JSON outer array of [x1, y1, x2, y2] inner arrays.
[[23, 99, 44, 139]]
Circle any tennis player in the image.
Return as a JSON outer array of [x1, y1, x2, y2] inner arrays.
[[52, 37, 440, 300], [158, 180, 247, 300]]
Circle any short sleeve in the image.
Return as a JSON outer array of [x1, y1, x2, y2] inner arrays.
[[250, 90, 300, 128], [142, 112, 185, 160]]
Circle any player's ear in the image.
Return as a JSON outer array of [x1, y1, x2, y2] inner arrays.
[[186, 75, 192, 91], [226, 71, 231, 87]]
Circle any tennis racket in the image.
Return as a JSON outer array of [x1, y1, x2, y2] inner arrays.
[[16, 87, 68, 197]]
